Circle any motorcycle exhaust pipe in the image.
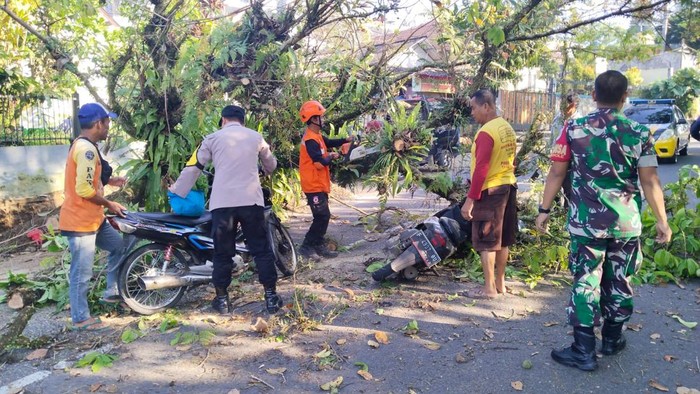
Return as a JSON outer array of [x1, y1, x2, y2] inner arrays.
[[138, 274, 210, 290]]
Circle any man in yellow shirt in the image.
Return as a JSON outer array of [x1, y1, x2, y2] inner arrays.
[[461, 89, 518, 299], [59, 103, 127, 331]]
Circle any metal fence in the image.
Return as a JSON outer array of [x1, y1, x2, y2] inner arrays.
[[0, 93, 79, 146]]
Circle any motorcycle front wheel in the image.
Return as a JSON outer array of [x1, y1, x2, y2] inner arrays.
[[268, 219, 297, 277], [118, 243, 187, 315]]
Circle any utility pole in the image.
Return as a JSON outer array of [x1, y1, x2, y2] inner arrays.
[[661, 2, 670, 51]]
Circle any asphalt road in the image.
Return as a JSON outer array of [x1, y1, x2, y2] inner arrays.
[[657, 139, 700, 207]]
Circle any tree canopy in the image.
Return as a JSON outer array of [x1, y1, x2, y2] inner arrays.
[[1, 0, 679, 208]]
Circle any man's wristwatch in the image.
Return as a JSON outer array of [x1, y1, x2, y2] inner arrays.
[[538, 205, 551, 214]]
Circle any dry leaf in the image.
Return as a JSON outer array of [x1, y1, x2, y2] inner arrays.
[[663, 355, 676, 362], [423, 342, 441, 350], [266, 367, 287, 375], [90, 383, 102, 392], [511, 381, 524, 391], [320, 376, 343, 391], [544, 321, 558, 327], [251, 317, 269, 333], [455, 353, 467, 363], [357, 370, 374, 381], [627, 323, 642, 331], [227, 390, 241, 394], [175, 345, 192, 352], [104, 384, 119, 393], [343, 288, 356, 299], [374, 331, 390, 344], [650, 333, 661, 340], [25, 348, 48, 361], [367, 340, 380, 348], [8, 292, 24, 310], [336, 338, 347, 345], [676, 387, 700, 394], [649, 380, 669, 392]]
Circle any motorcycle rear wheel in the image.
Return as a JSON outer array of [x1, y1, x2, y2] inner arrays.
[[118, 243, 188, 315], [268, 220, 297, 277]]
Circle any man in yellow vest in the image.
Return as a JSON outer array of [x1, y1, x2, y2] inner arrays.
[[297, 100, 353, 260], [460, 89, 518, 299], [59, 103, 127, 331]]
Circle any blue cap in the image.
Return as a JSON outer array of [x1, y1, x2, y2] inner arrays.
[[78, 103, 117, 124]]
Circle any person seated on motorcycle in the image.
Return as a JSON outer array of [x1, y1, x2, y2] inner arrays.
[[298, 100, 353, 260], [169, 105, 281, 315], [365, 113, 384, 134]]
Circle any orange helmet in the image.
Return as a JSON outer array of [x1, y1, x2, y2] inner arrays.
[[299, 100, 326, 123]]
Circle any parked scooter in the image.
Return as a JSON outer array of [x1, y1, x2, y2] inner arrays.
[[108, 187, 296, 315], [424, 125, 461, 168], [372, 204, 471, 281]]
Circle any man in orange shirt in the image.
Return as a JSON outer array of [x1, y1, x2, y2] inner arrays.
[[461, 89, 518, 299], [59, 103, 127, 331], [297, 100, 353, 260]]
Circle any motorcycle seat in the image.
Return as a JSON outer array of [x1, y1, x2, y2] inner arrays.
[[134, 211, 212, 226]]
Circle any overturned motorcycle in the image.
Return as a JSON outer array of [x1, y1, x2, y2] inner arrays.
[[108, 189, 296, 315], [372, 204, 471, 281]]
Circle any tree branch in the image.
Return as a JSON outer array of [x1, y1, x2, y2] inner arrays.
[[508, 0, 671, 42], [0, 4, 106, 107]]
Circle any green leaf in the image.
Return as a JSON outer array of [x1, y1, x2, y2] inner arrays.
[[365, 262, 386, 273], [403, 319, 419, 332], [121, 328, 141, 344], [671, 315, 697, 329], [354, 361, 369, 371], [487, 27, 506, 45]]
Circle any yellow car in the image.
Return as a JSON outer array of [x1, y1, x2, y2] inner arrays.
[[624, 99, 691, 163]]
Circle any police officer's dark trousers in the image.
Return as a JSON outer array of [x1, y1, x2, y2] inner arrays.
[[211, 205, 277, 289]]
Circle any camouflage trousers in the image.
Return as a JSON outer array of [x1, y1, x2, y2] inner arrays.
[[566, 235, 642, 327]]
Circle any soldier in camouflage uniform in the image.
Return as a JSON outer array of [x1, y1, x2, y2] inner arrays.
[[536, 70, 672, 371]]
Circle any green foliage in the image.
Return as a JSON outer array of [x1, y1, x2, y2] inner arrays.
[[159, 313, 180, 333], [634, 165, 700, 284], [42, 225, 68, 252], [170, 328, 216, 346], [75, 352, 119, 373], [424, 172, 455, 196], [638, 68, 700, 115], [365, 103, 431, 206], [121, 328, 144, 344]]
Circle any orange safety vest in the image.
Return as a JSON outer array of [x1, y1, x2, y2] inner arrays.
[[58, 140, 105, 233], [299, 130, 331, 194]]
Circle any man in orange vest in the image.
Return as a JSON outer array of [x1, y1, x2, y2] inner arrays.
[[298, 100, 353, 260], [59, 103, 127, 331], [460, 89, 518, 300]]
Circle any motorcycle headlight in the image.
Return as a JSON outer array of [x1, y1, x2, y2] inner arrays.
[[655, 128, 674, 142]]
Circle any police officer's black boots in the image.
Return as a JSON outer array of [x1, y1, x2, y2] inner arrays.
[[264, 286, 283, 314], [211, 287, 231, 315], [299, 242, 320, 261], [551, 326, 598, 371], [315, 242, 338, 258], [601, 320, 627, 355]]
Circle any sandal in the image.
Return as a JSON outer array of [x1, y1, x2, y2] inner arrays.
[[462, 288, 498, 300], [69, 317, 110, 332], [100, 294, 122, 304]]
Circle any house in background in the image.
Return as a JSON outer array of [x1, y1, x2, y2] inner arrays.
[[607, 42, 697, 85]]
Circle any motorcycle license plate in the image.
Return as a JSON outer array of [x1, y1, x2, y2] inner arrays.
[[409, 231, 441, 268]]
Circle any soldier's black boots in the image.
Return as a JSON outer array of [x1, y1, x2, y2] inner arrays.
[[264, 287, 283, 314], [315, 243, 338, 258], [601, 320, 627, 355], [299, 243, 320, 260], [551, 327, 598, 371], [211, 287, 231, 315]]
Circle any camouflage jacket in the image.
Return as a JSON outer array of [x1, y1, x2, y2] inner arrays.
[[550, 108, 657, 238]]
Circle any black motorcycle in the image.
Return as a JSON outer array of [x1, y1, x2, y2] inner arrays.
[[108, 188, 296, 315], [426, 124, 461, 168], [372, 204, 471, 281]]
